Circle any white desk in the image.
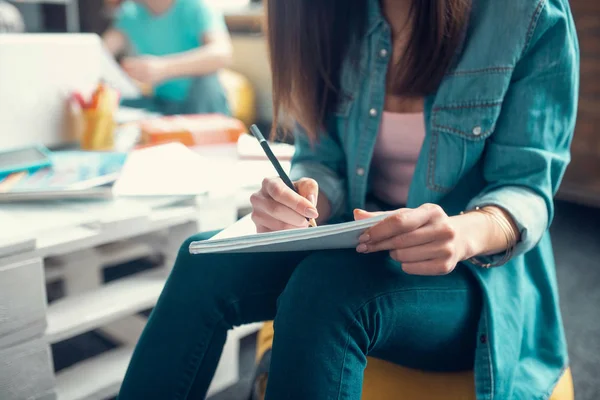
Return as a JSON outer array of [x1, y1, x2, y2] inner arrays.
[[193, 143, 291, 212], [0, 148, 276, 400]]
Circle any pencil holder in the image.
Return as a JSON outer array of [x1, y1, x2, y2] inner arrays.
[[80, 109, 116, 151], [63, 99, 86, 144]]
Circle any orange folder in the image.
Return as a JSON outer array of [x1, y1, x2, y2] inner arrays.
[[140, 114, 247, 147]]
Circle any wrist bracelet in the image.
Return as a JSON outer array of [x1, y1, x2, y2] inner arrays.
[[460, 207, 518, 268]]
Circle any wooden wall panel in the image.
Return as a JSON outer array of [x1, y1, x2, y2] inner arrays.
[[559, 1, 600, 207]]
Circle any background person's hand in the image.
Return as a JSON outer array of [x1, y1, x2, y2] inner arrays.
[[121, 56, 167, 86], [250, 177, 319, 233], [354, 204, 471, 276]]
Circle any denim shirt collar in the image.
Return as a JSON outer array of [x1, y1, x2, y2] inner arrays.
[[366, 0, 384, 36]]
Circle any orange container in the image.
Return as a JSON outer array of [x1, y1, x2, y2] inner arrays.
[[73, 83, 119, 151], [80, 109, 116, 150], [140, 114, 246, 147]]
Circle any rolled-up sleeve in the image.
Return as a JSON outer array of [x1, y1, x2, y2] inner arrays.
[[289, 124, 347, 221], [467, 0, 579, 263]]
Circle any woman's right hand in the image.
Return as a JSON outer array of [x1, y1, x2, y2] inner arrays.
[[250, 177, 319, 233]]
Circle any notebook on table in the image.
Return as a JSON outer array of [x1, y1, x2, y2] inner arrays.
[[0, 151, 126, 203], [188, 215, 387, 254]]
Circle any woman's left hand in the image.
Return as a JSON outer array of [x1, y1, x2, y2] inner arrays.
[[354, 204, 472, 276]]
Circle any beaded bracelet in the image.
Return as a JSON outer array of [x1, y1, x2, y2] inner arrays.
[[460, 207, 518, 268]]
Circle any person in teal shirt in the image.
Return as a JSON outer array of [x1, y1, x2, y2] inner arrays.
[[117, 0, 579, 399], [103, 0, 231, 115]]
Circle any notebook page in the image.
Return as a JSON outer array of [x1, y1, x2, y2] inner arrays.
[[209, 214, 256, 240], [189, 215, 386, 254]]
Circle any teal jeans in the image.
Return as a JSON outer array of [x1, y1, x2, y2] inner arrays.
[[121, 74, 230, 116], [118, 231, 481, 399]]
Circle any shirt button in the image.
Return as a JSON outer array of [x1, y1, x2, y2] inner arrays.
[[480, 334, 487, 344], [369, 108, 378, 117], [379, 48, 388, 58], [472, 126, 483, 136], [356, 167, 365, 177]]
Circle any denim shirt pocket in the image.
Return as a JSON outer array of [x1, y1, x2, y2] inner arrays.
[[427, 70, 512, 192]]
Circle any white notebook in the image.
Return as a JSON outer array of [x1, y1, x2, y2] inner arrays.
[[188, 215, 387, 254]]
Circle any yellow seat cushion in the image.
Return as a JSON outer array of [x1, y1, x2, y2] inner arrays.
[[219, 69, 256, 127], [256, 322, 574, 400]]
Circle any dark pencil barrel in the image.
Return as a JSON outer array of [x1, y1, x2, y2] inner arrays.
[[249, 124, 316, 227]]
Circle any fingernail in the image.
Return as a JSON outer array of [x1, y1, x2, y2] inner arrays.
[[356, 244, 368, 253], [358, 234, 370, 243], [308, 194, 317, 206], [305, 207, 319, 219]]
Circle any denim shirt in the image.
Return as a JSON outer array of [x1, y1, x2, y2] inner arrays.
[[289, 0, 579, 398]]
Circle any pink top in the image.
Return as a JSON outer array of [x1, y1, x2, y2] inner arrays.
[[370, 111, 426, 205]]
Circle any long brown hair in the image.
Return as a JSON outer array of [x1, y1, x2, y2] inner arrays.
[[266, 0, 472, 140]]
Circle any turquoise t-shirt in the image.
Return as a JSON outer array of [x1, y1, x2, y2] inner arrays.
[[115, 0, 227, 102]]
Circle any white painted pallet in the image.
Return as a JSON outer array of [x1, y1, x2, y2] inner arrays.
[[54, 324, 262, 400], [45, 270, 165, 344], [95, 240, 155, 267], [0, 203, 200, 268], [55, 345, 134, 400], [1, 184, 253, 400], [0, 236, 36, 259]]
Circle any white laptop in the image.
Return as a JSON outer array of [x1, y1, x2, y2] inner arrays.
[[0, 33, 140, 151], [0, 34, 102, 150]]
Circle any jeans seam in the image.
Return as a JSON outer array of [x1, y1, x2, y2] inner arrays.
[[334, 287, 470, 399], [175, 316, 226, 400], [336, 321, 354, 400]]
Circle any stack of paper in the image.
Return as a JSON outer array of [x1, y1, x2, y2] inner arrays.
[[237, 134, 295, 160], [113, 143, 220, 197], [189, 215, 386, 254]]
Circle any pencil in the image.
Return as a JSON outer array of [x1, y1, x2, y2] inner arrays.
[[249, 125, 317, 228]]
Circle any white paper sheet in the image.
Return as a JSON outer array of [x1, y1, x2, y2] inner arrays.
[[237, 134, 295, 161], [100, 45, 141, 99], [112, 143, 219, 197], [209, 214, 256, 240]]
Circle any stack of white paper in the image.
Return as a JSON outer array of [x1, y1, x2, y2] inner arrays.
[[237, 134, 295, 161], [189, 215, 386, 254], [113, 143, 220, 197]]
